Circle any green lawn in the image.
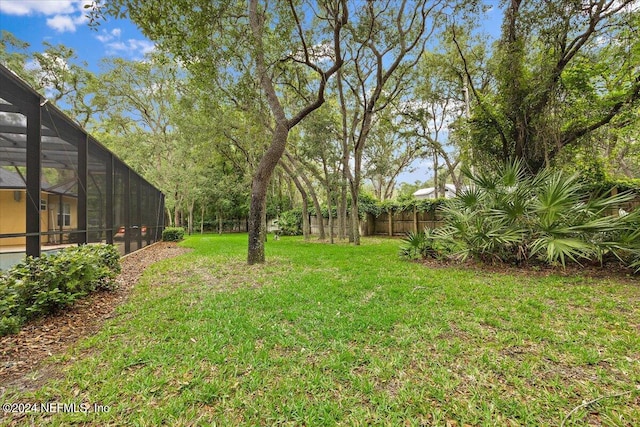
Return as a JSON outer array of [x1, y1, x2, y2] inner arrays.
[[2, 234, 639, 426]]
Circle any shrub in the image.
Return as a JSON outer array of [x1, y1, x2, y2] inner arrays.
[[162, 227, 185, 242], [0, 282, 21, 335], [400, 228, 451, 260], [400, 230, 427, 259], [277, 209, 303, 236], [0, 244, 121, 336], [429, 160, 640, 271]]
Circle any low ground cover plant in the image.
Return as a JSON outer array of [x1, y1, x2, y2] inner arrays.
[[402, 161, 640, 272], [399, 228, 452, 260], [0, 244, 121, 336]]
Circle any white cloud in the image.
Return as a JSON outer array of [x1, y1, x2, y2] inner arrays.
[[0, 0, 76, 16], [46, 15, 76, 32], [95, 28, 123, 43], [1, 1, 92, 33], [105, 41, 127, 52], [24, 59, 40, 73], [128, 39, 155, 55], [102, 38, 156, 59], [95, 33, 111, 43], [46, 12, 87, 32], [74, 9, 89, 25]]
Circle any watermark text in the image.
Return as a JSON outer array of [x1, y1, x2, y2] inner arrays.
[[2, 402, 110, 414]]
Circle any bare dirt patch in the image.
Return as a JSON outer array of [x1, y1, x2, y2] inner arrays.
[[0, 242, 190, 394], [190, 257, 290, 292]]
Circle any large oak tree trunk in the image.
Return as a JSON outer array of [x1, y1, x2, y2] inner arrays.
[[338, 177, 347, 240], [246, 0, 345, 263], [322, 159, 335, 244], [200, 204, 205, 234], [165, 206, 173, 227], [187, 199, 195, 235], [248, 123, 288, 264]]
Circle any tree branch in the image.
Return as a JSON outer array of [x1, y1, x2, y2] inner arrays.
[[555, 73, 640, 157], [451, 23, 510, 152]]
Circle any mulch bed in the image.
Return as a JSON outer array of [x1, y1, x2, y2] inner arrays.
[[0, 242, 190, 394], [417, 257, 640, 283]]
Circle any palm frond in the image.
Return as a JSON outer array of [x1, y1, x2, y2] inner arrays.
[[530, 236, 594, 267], [428, 159, 639, 272]]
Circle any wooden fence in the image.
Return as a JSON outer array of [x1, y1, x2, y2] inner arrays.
[[309, 208, 444, 237], [309, 191, 640, 238], [372, 210, 444, 236], [604, 188, 640, 217], [309, 215, 358, 236]]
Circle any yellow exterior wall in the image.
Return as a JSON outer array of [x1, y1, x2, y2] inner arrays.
[[0, 190, 26, 245], [0, 190, 76, 247], [67, 196, 78, 229]]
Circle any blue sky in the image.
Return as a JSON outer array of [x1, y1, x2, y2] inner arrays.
[[0, 0, 155, 69]]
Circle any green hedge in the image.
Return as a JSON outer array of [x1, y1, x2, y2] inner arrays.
[[377, 198, 446, 215], [0, 244, 121, 337], [585, 177, 640, 197], [162, 227, 185, 242]]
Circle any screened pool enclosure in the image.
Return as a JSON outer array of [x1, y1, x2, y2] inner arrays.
[[0, 63, 165, 270]]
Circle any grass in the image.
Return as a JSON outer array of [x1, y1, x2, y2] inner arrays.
[[2, 233, 639, 426]]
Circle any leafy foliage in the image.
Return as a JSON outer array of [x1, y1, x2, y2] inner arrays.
[[399, 228, 448, 260], [0, 245, 121, 336], [584, 176, 640, 197], [430, 160, 640, 270], [276, 209, 303, 236], [307, 193, 445, 222], [469, 0, 640, 173], [162, 227, 185, 242], [379, 198, 445, 215], [357, 193, 382, 218]]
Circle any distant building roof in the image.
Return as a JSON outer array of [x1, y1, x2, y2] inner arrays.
[[0, 167, 25, 188], [0, 167, 76, 196], [413, 184, 459, 199], [413, 187, 436, 197]]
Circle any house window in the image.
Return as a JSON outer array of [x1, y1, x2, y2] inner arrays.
[[40, 198, 47, 211], [58, 203, 71, 227]]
